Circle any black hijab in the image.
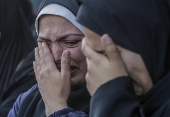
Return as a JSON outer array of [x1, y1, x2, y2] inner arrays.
[[77, 0, 170, 84], [16, 0, 90, 117], [77, 0, 170, 116], [0, 0, 36, 101]]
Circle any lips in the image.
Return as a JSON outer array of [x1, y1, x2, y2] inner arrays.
[[70, 66, 77, 71], [57, 66, 77, 74]]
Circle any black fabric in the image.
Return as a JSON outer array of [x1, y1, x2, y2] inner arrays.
[[77, 0, 170, 117], [0, 0, 36, 102], [17, 83, 90, 117], [90, 77, 140, 117], [0, 51, 36, 117], [77, 0, 170, 84], [140, 72, 170, 117], [90, 76, 170, 117], [18, 0, 36, 25], [14, 0, 90, 116]]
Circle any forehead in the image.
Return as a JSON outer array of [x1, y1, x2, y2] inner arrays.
[[38, 15, 81, 38]]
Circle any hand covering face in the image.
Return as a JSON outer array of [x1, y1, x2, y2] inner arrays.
[[77, 0, 170, 84], [76, 0, 170, 116], [13, 0, 90, 117], [0, 0, 36, 101]]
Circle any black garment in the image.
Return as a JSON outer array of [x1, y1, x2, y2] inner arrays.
[[18, 0, 36, 25], [16, 83, 90, 117], [77, 0, 170, 116], [0, 0, 36, 101], [12, 0, 91, 117], [0, 51, 37, 117], [90, 77, 140, 117], [77, 0, 170, 84], [90, 75, 170, 117]]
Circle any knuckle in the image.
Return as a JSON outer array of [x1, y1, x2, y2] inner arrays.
[[106, 43, 117, 53], [62, 60, 70, 65], [45, 67, 51, 73], [62, 74, 70, 78], [39, 58, 44, 63], [39, 71, 45, 79]]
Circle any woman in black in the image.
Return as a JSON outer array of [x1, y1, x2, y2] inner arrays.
[[8, 0, 91, 117], [76, 0, 170, 116], [0, 0, 36, 116]]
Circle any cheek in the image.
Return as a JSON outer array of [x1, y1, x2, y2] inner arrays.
[[69, 46, 87, 69]]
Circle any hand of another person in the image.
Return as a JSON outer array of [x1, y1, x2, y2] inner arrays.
[[81, 34, 128, 96], [33, 42, 71, 116]]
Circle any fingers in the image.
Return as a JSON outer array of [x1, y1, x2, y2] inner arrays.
[[42, 42, 56, 68], [33, 61, 38, 80], [35, 47, 40, 62], [38, 42, 45, 67], [35, 47, 41, 72], [101, 34, 120, 62], [61, 50, 71, 79], [81, 38, 103, 61]]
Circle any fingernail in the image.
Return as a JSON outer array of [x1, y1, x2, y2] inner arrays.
[[64, 51, 70, 58], [104, 35, 112, 44]]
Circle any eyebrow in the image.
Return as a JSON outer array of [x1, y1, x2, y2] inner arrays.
[[38, 33, 84, 41]]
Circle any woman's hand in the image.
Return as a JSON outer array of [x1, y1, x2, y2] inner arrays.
[[81, 34, 128, 96], [33, 42, 71, 116]]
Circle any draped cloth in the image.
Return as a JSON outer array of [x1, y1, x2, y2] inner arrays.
[[77, 0, 170, 84], [77, 0, 170, 116], [0, 51, 37, 117], [9, 0, 90, 117], [0, 0, 36, 101]]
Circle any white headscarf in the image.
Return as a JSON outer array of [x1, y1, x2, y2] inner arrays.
[[35, 3, 84, 35]]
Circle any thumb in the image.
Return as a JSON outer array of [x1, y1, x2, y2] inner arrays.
[[101, 34, 120, 62]]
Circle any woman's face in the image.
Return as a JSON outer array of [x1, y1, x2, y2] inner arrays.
[[38, 15, 87, 86], [83, 27, 153, 96]]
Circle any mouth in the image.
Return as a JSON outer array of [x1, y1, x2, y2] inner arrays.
[[57, 66, 78, 77]]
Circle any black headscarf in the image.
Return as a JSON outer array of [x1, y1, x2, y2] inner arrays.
[[77, 0, 170, 84], [76, 0, 170, 116], [16, 0, 90, 117], [0, 0, 36, 102]]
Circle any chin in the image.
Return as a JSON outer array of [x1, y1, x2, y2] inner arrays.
[[70, 75, 85, 86]]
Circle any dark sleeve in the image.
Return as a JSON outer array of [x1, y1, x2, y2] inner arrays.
[[48, 108, 88, 117], [0, 51, 36, 117], [90, 76, 141, 117], [7, 85, 37, 117], [150, 99, 170, 117]]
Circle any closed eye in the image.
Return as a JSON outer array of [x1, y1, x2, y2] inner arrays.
[[63, 40, 81, 47]]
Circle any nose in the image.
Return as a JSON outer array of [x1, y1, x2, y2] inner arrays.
[[51, 44, 64, 63]]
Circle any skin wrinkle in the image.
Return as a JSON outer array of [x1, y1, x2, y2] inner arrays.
[[83, 27, 153, 95], [38, 15, 87, 85]]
